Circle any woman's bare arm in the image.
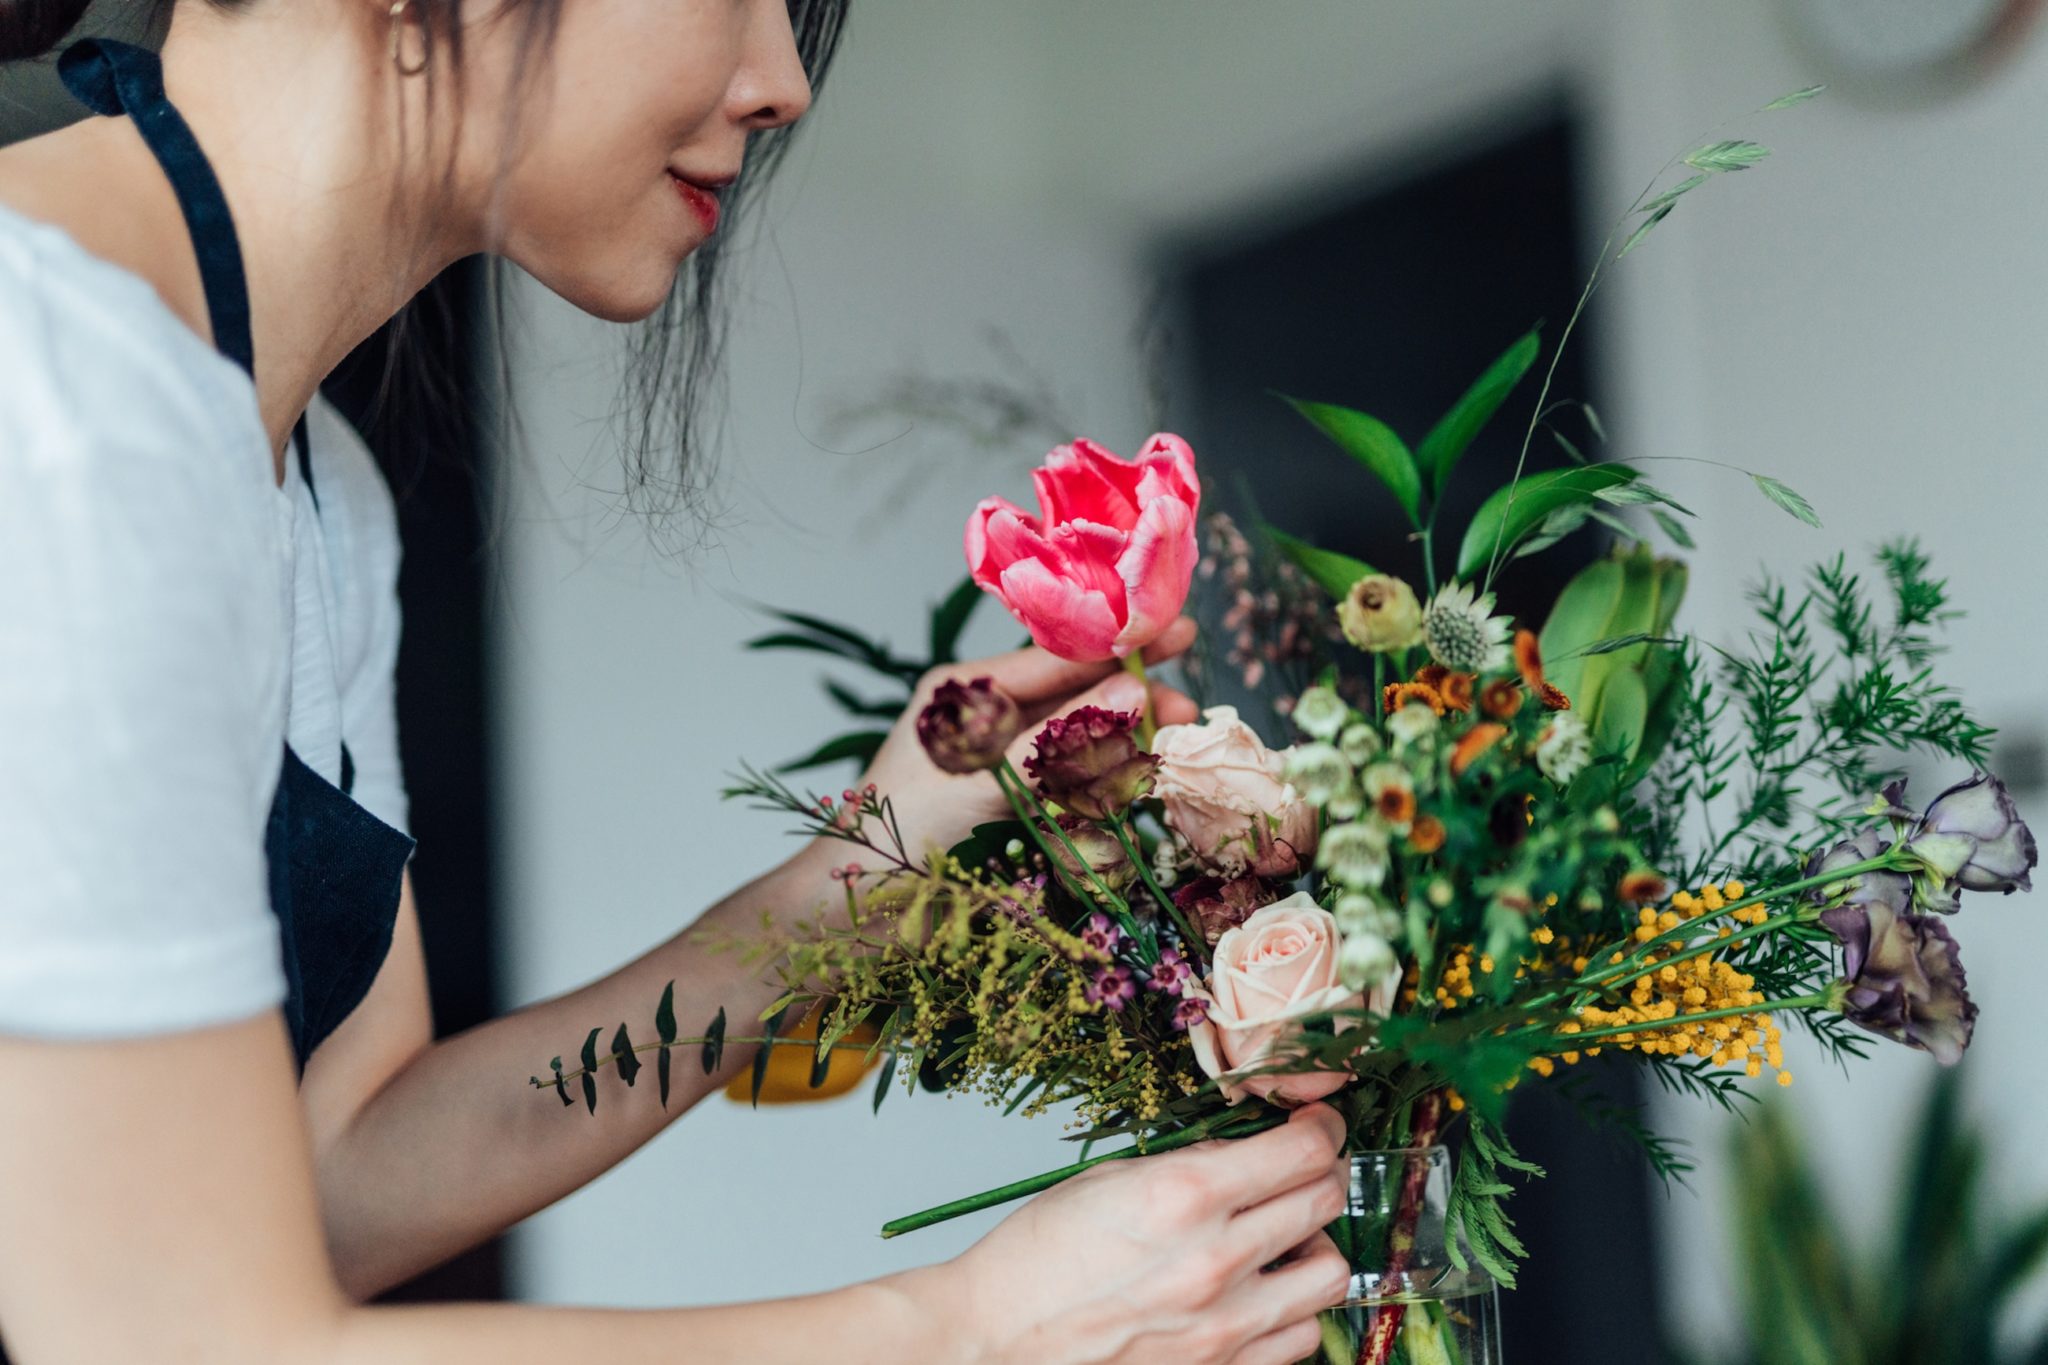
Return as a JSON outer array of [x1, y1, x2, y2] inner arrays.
[[304, 846, 834, 1298], [0, 1014, 951, 1365], [0, 1012, 1349, 1365]]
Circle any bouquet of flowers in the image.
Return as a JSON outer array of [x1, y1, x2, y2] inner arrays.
[[535, 93, 2036, 1365]]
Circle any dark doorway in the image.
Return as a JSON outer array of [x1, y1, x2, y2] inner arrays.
[[325, 261, 506, 1305], [1167, 107, 1667, 1358]]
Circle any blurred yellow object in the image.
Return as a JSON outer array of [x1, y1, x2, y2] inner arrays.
[[724, 1012, 884, 1105]]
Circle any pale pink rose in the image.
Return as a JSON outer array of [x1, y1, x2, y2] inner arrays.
[[1186, 893, 1363, 1105], [964, 435, 1200, 662], [1153, 706, 1317, 878]]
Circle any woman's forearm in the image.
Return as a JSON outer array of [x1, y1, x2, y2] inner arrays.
[[315, 841, 842, 1299], [319, 1265, 961, 1365]]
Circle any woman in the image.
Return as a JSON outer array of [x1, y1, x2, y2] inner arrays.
[[0, 3, 1352, 1362]]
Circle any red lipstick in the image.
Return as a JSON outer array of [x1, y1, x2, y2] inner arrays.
[[669, 172, 721, 234]]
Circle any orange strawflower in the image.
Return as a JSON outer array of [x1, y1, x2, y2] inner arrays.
[[1479, 677, 1525, 719], [1450, 723, 1507, 776], [1376, 786, 1418, 827], [1409, 815, 1447, 854], [1440, 672, 1476, 714], [1383, 681, 1446, 716], [1514, 629, 1572, 711], [1416, 663, 1451, 692]]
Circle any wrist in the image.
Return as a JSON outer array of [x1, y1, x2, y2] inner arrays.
[[867, 1261, 983, 1365]]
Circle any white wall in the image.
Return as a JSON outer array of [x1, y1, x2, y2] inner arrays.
[[1585, 0, 2048, 1349], [494, 0, 2048, 1343]]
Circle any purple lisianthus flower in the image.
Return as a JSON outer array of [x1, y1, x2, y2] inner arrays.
[[1085, 965, 1137, 1012], [1146, 947, 1195, 996], [1024, 706, 1158, 820], [1911, 771, 2037, 898], [1170, 995, 1210, 1032], [1819, 899, 1977, 1065], [1078, 911, 1124, 957], [1803, 828, 1913, 916]]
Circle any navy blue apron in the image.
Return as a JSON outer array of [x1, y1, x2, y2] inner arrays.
[[58, 39, 415, 1075]]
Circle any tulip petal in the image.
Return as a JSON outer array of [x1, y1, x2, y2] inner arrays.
[[994, 557, 1123, 662], [965, 497, 1048, 590], [1036, 439, 1145, 530], [1112, 491, 1198, 657], [1046, 518, 1133, 620]]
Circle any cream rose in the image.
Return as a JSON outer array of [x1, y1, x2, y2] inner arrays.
[[1152, 706, 1318, 878], [1186, 893, 1366, 1105]]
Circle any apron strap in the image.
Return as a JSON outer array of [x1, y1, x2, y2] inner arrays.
[[57, 39, 256, 379]]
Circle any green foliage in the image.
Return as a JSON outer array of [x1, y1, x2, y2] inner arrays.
[[1645, 540, 1993, 890], [746, 577, 989, 774], [1278, 394, 1423, 526], [1456, 463, 1640, 580], [1446, 1113, 1544, 1289], [1540, 545, 1690, 802], [1418, 331, 1541, 497], [1266, 526, 1377, 600], [1720, 1069, 2048, 1365]]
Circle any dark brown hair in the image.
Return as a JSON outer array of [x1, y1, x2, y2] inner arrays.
[[1, 0, 851, 535]]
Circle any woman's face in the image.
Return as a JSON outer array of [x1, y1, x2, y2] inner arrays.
[[469, 0, 814, 323]]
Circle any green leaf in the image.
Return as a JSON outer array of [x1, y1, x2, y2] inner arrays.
[[1753, 474, 1822, 527], [1456, 463, 1640, 580], [1685, 139, 1771, 172], [701, 1006, 727, 1075], [750, 1005, 789, 1108], [1617, 203, 1674, 259], [823, 678, 904, 720], [1582, 403, 1607, 443], [1763, 84, 1826, 110], [1651, 508, 1696, 549], [745, 631, 870, 661], [1278, 394, 1422, 525], [1596, 482, 1694, 516], [579, 1028, 601, 1115], [808, 1040, 834, 1090], [1639, 173, 1708, 218], [1416, 332, 1541, 497], [776, 730, 889, 775], [871, 1049, 900, 1115], [1265, 527, 1377, 600], [656, 981, 677, 1108], [611, 1023, 641, 1089], [1538, 557, 1625, 703], [929, 576, 982, 664]]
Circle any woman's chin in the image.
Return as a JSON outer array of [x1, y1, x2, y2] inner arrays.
[[546, 260, 687, 325]]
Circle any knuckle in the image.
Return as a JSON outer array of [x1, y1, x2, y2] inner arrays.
[[1145, 1163, 1214, 1226], [1185, 1244, 1238, 1302]]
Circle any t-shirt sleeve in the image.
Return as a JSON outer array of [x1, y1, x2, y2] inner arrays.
[[305, 396, 410, 840], [0, 273, 288, 1039]]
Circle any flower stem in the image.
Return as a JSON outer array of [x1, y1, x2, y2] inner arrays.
[[879, 1110, 1284, 1237], [1535, 992, 1833, 1047], [1122, 651, 1157, 748], [994, 760, 1154, 959], [1110, 815, 1202, 950]]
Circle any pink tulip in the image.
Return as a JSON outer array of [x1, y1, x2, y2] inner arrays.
[[965, 435, 1200, 662]]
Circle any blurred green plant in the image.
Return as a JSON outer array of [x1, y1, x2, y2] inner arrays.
[[745, 576, 987, 774], [1715, 1068, 2048, 1365]]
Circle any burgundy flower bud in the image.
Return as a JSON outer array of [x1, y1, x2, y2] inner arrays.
[[1023, 705, 1157, 820], [916, 676, 1023, 774], [1172, 873, 1284, 945], [1914, 771, 2037, 897], [1046, 815, 1137, 892], [1819, 900, 1977, 1066]]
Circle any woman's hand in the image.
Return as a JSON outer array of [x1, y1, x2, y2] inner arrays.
[[913, 1103, 1352, 1365], [810, 618, 1201, 879]]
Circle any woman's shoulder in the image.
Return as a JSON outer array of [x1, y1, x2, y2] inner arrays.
[[0, 198, 271, 489]]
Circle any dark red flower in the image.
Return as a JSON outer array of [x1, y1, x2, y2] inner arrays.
[[1172, 874, 1284, 944], [1024, 705, 1157, 819], [916, 676, 1023, 774]]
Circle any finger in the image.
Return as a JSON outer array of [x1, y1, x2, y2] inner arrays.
[[954, 616, 1198, 705], [1222, 1232, 1350, 1346], [1226, 1316, 1330, 1365], [1190, 1104, 1347, 1210], [1230, 1160, 1347, 1271]]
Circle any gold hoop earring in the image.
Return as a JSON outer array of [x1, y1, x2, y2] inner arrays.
[[388, 0, 429, 78]]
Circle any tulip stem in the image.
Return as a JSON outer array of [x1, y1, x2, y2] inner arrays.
[[1123, 651, 1157, 748]]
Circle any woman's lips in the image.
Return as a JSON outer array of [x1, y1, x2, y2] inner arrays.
[[669, 172, 720, 234]]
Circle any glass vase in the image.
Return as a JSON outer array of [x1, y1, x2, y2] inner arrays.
[[1305, 1146, 1502, 1365]]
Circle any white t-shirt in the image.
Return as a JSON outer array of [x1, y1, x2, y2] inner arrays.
[[0, 200, 410, 1040]]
